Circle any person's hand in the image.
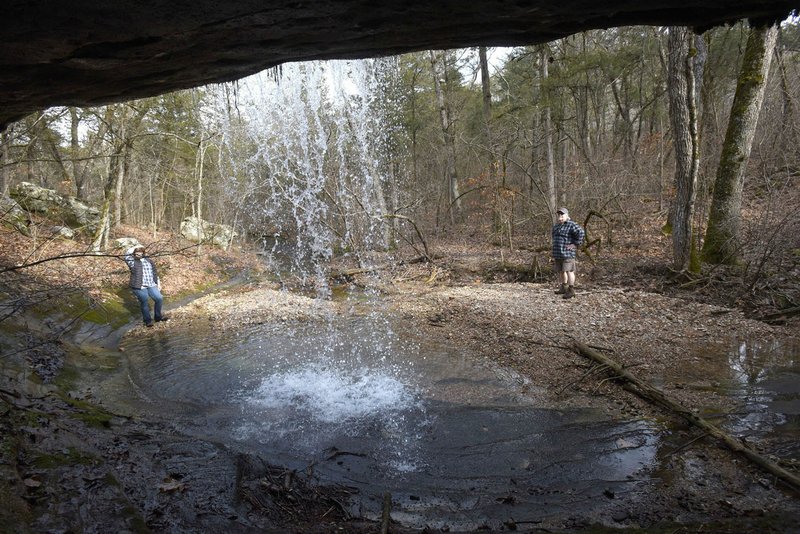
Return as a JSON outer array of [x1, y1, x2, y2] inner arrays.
[[566, 244, 576, 251]]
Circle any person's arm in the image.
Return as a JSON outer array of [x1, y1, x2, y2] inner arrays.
[[573, 223, 585, 247], [123, 247, 136, 268]]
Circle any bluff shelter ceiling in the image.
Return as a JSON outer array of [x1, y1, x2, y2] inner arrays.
[[1, 0, 796, 128]]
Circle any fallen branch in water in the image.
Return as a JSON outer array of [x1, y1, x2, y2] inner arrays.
[[571, 340, 800, 493]]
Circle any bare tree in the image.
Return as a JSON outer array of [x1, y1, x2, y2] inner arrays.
[[479, 47, 496, 173], [0, 128, 9, 195], [92, 104, 147, 251], [540, 44, 558, 221], [429, 50, 461, 220], [667, 27, 701, 272]]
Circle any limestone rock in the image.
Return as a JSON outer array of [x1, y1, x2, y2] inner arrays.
[[113, 237, 142, 251], [10, 182, 101, 235], [0, 194, 30, 236], [49, 226, 75, 239], [180, 216, 237, 249]]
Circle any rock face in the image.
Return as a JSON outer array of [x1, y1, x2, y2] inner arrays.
[[181, 216, 237, 249], [10, 182, 101, 235], [0, 1, 795, 129]]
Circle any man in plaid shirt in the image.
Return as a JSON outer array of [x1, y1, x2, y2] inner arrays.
[[124, 245, 169, 327], [552, 207, 585, 300]]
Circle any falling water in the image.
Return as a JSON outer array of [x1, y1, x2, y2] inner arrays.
[[218, 59, 397, 296]]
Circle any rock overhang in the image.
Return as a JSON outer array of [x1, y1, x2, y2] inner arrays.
[[1, 0, 797, 129]]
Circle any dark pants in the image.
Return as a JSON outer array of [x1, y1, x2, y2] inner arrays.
[[132, 286, 163, 324]]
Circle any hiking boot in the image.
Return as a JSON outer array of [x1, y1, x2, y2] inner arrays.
[[156, 316, 170, 322], [555, 283, 567, 295], [563, 286, 575, 299], [145, 322, 154, 327]]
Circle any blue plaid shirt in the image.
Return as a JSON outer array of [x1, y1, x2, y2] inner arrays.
[[552, 220, 585, 260], [140, 259, 157, 287], [124, 253, 159, 289]]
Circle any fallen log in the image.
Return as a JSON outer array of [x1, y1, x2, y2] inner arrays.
[[331, 255, 437, 279], [332, 265, 388, 278], [761, 306, 800, 321], [572, 341, 800, 493]]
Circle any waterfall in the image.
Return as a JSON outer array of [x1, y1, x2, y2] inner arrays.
[[217, 59, 397, 297]]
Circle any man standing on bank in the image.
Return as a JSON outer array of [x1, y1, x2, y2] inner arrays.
[[124, 245, 169, 327], [552, 207, 585, 300]]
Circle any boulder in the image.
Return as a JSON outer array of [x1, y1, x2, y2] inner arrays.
[[49, 226, 75, 239], [10, 182, 100, 235], [0, 194, 30, 236], [181, 216, 237, 249], [113, 237, 141, 251]]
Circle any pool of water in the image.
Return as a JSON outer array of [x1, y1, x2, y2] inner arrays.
[[77, 290, 800, 531], [100, 307, 662, 529], [659, 338, 800, 461]]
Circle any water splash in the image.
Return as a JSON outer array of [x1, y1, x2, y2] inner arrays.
[[234, 353, 429, 474], [246, 362, 420, 425]]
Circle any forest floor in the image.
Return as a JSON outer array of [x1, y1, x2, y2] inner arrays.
[[2, 212, 800, 532]]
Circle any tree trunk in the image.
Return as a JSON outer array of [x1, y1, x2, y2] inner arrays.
[[777, 30, 794, 131], [92, 148, 123, 252], [530, 99, 541, 199], [194, 137, 209, 255], [92, 107, 123, 251], [480, 46, 505, 242], [196, 140, 206, 232], [667, 27, 701, 272], [540, 45, 557, 221], [69, 108, 88, 201], [479, 47, 496, 179], [0, 129, 8, 195], [577, 34, 592, 162], [702, 24, 779, 265], [430, 50, 461, 220], [92, 104, 144, 250], [609, 75, 634, 165], [388, 160, 399, 247], [37, 115, 72, 188], [409, 67, 421, 189], [370, 147, 391, 251], [113, 148, 127, 230]]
